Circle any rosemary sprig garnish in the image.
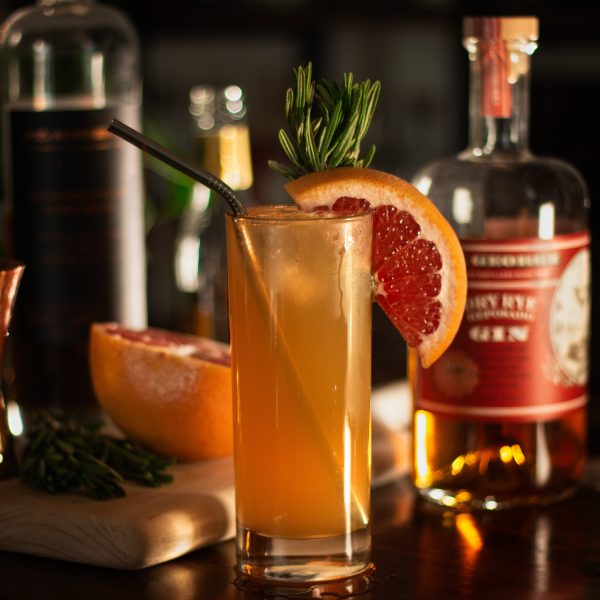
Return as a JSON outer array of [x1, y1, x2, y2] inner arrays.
[[268, 62, 381, 179], [19, 411, 176, 500]]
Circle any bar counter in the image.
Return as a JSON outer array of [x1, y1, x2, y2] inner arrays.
[[0, 460, 598, 599]]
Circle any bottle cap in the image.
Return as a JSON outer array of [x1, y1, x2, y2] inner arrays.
[[463, 16, 539, 42], [189, 85, 217, 131], [189, 85, 247, 131]]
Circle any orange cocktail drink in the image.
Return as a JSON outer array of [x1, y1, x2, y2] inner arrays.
[[226, 205, 372, 581]]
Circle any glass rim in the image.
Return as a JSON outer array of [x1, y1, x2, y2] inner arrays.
[[226, 204, 372, 224]]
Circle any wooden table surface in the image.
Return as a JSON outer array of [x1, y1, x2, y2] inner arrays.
[[0, 462, 599, 600]]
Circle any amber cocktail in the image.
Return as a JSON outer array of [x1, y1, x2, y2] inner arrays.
[[227, 205, 372, 582]]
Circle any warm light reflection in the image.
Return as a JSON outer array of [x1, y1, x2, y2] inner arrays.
[[33, 39, 50, 110], [343, 417, 352, 538], [174, 184, 211, 293], [451, 455, 465, 475], [452, 187, 474, 225], [429, 489, 445, 502], [499, 443, 526, 465], [456, 514, 483, 552], [499, 445, 513, 463], [533, 514, 551, 596], [224, 84, 243, 102], [7, 400, 23, 436], [90, 52, 105, 106], [483, 498, 498, 510], [538, 202, 555, 240], [174, 236, 201, 292], [511, 444, 526, 465], [414, 410, 432, 486], [415, 175, 432, 196], [442, 495, 457, 508], [465, 451, 478, 466], [449, 451, 479, 476], [455, 491, 472, 504], [535, 423, 552, 486]]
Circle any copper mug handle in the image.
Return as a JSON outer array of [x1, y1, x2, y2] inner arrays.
[[0, 260, 25, 479]]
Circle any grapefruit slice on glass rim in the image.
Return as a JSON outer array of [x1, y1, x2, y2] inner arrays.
[[286, 167, 467, 368]]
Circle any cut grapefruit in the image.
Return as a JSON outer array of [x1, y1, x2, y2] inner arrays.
[[89, 323, 233, 461], [286, 167, 467, 368]]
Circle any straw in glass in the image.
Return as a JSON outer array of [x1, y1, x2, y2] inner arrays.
[[107, 119, 246, 217]]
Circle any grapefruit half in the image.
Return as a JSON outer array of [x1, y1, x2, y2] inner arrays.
[[89, 323, 233, 461]]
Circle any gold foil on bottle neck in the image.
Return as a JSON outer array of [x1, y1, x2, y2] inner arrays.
[[199, 126, 253, 191], [463, 16, 539, 42]]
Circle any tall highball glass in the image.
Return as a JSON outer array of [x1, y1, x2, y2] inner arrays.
[[226, 205, 372, 582]]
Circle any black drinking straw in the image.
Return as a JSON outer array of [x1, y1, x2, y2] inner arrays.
[[107, 119, 247, 217]]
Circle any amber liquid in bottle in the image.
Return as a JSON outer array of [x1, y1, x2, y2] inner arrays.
[[411, 17, 589, 509]]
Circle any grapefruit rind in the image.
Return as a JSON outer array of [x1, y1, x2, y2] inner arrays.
[[286, 167, 467, 368], [89, 323, 233, 461]]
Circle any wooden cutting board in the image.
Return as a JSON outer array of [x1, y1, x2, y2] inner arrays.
[[0, 381, 410, 570], [0, 457, 236, 570]]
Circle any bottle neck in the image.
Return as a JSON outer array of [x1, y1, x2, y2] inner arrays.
[[466, 40, 535, 156]]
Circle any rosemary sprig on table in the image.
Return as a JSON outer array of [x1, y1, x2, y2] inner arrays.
[[19, 411, 175, 500], [268, 62, 381, 180]]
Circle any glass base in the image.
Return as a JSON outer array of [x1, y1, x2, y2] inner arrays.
[[418, 484, 578, 511], [236, 523, 371, 583]]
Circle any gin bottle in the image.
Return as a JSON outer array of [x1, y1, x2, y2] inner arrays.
[[411, 17, 590, 509], [0, 0, 147, 416]]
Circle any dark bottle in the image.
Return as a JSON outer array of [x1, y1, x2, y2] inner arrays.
[[0, 0, 147, 417]]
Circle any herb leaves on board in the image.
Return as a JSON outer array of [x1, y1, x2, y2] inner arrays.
[[19, 411, 175, 500]]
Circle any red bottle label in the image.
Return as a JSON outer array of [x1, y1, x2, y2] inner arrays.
[[416, 231, 590, 422]]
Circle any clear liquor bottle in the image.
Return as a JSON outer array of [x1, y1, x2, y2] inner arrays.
[[174, 84, 252, 341], [411, 17, 590, 509], [0, 0, 147, 417]]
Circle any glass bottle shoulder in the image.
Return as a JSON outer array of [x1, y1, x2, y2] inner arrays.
[[0, 2, 137, 49], [0, 1, 140, 107], [412, 151, 589, 238]]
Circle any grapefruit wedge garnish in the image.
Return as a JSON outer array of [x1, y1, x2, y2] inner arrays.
[[286, 167, 467, 368]]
